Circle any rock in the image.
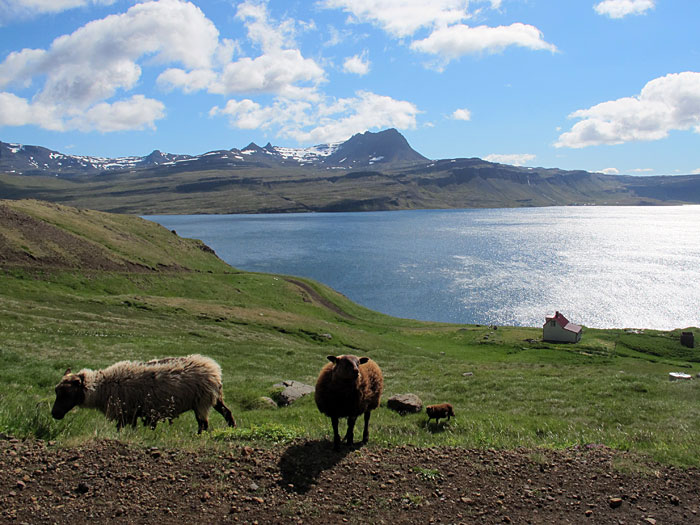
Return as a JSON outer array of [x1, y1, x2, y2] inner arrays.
[[609, 497, 623, 508], [256, 396, 279, 409], [272, 380, 315, 406], [386, 394, 423, 414], [463, 372, 473, 377]]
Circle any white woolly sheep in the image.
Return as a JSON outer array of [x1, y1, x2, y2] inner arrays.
[[315, 354, 383, 450], [51, 354, 236, 433]]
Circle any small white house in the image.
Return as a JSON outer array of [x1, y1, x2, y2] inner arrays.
[[543, 311, 582, 343]]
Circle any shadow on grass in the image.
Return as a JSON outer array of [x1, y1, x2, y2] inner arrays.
[[421, 420, 453, 434], [278, 440, 351, 494]]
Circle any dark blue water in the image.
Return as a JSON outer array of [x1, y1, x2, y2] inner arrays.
[[145, 206, 700, 329]]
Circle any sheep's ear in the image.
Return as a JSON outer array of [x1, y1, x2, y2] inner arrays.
[[327, 355, 337, 363], [359, 357, 369, 364], [63, 368, 72, 376]]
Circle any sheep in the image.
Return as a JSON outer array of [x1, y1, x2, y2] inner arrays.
[[314, 354, 383, 450], [51, 354, 236, 433], [426, 403, 455, 425]]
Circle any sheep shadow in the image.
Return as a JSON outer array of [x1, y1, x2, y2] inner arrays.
[[421, 420, 452, 434], [278, 440, 351, 494]]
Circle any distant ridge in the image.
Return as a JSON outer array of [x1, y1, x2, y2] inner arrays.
[[2, 129, 700, 214]]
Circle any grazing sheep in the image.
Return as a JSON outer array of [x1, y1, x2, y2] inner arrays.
[[51, 354, 236, 433], [426, 403, 455, 425], [315, 354, 383, 450]]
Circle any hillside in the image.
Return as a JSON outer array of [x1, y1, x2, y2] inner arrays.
[[2, 131, 700, 213], [0, 200, 699, 523]]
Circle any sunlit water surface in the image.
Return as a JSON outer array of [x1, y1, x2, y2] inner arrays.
[[146, 206, 700, 330]]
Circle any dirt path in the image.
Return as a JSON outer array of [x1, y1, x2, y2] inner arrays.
[[2, 436, 698, 524], [285, 277, 357, 320]]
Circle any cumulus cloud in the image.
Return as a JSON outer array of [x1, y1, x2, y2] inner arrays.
[[322, 0, 472, 38], [212, 90, 420, 144], [323, 0, 555, 65], [484, 153, 536, 166], [599, 167, 620, 174], [451, 108, 471, 121], [556, 72, 700, 148], [158, 0, 325, 98], [594, 0, 654, 19], [0, 0, 219, 131], [343, 52, 370, 75], [0, 0, 326, 133], [411, 23, 557, 61], [0, 0, 116, 21]]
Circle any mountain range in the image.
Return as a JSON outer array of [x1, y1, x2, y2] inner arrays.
[[1, 129, 700, 214], [0, 129, 427, 176]]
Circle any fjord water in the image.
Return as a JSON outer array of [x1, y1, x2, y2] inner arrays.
[[146, 206, 700, 330]]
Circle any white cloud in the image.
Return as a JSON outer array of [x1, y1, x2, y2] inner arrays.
[[322, 0, 472, 38], [411, 23, 557, 61], [594, 0, 654, 19], [158, 0, 325, 98], [556, 72, 700, 148], [212, 90, 421, 144], [599, 167, 619, 174], [343, 52, 370, 75], [0, 91, 63, 129], [70, 95, 166, 132], [484, 153, 536, 166], [0, 0, 220, 131], [630, 168, 654, 173], [451, 108, 471, 121], [323, 0, 555, 65], [692, 168, 700, 175], [0, 0, 116, 21], [0, 0, 326, 133]]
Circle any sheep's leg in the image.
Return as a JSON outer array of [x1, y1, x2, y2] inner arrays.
[[196, 413, 209, 434], [214, 399, 236, 428], [361, 411, 371, 444], [345, 415, 357, 446], [331, 416, 341, 450]]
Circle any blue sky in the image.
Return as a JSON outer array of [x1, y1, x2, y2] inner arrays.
[[1, 0, 699, 176]]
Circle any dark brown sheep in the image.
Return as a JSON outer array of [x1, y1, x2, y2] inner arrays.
[[51, 354, 236, 433], [315, 354, 383, 450], [426, 403, 455, 425]]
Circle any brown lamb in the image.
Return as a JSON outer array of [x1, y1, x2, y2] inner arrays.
[[315, 354, 383, 450], [51, 354, 236, 433], [426, 403, 455, 425]]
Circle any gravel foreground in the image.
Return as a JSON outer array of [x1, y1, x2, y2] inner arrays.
[[1, 436, 698, 524]]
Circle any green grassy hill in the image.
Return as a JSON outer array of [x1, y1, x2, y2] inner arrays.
[[1, 199, 698, 466]]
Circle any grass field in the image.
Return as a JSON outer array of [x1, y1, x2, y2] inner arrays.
[[1, 199, 699, 467]]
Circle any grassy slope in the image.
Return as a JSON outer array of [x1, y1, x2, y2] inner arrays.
[[1, 200, 698, 466]]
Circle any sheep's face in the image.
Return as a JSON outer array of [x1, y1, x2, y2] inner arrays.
[[327, 355, 369, 381], [52, 369, 86, 420]]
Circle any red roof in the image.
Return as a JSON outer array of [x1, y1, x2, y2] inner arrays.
[[544, 311, 582, 333]]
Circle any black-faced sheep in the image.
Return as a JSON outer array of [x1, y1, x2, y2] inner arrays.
[[51, 354, 236, 433], [426, 403, 455, 425], [314, 354, 383, 450]]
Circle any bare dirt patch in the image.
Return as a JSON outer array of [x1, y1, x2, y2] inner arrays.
[[2, 436, 698, 524]]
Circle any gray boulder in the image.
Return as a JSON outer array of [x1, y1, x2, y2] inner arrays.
[[387, 393, 423, 414], [272, 380, 315, 406]]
